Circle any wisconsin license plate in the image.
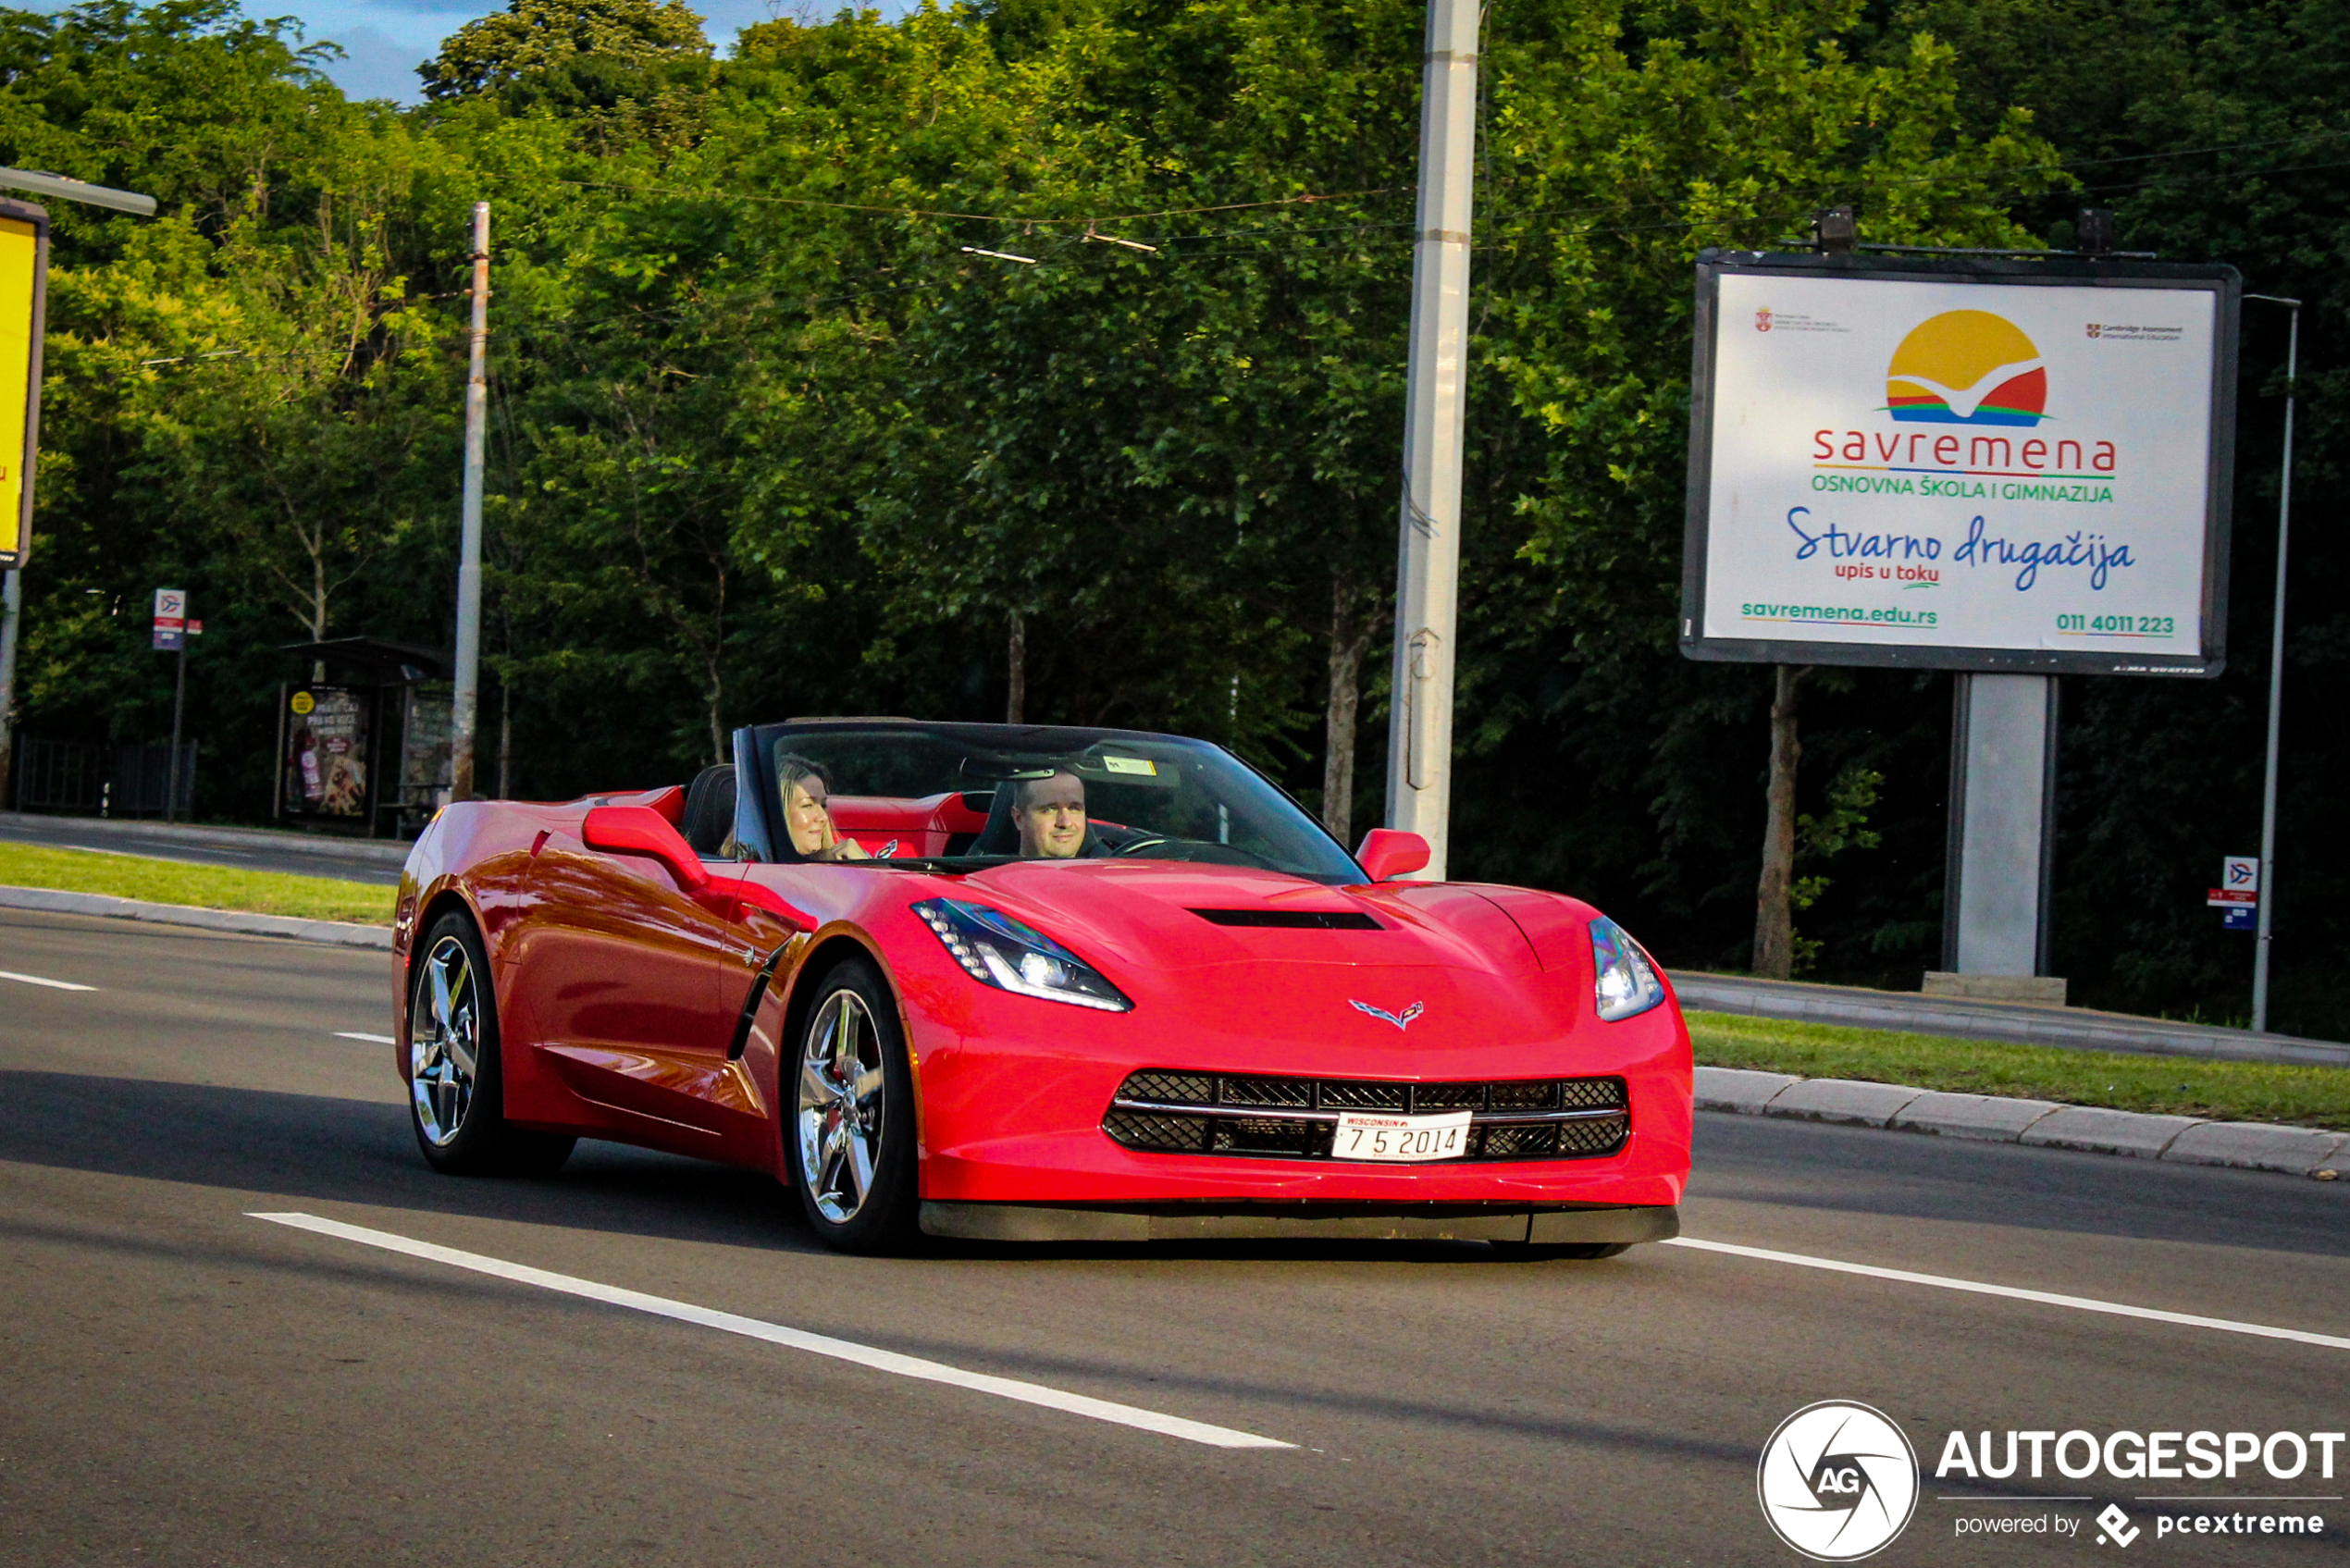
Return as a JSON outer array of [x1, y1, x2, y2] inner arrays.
[[1330, 1110, 1473, 1162]]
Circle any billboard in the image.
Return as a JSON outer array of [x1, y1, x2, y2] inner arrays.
[[0, 199, 47, 570], [1681, 253, 2239, 675]]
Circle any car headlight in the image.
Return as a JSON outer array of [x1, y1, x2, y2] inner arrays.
[[1589, 916, 1665, 1021], [911, 899, 1132, 1012]]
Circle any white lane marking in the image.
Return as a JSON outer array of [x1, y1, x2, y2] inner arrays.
[[0, 969, 96, 992], [1665, 1236, 2350, 1352], [250, 1212, 1293, 1450], [334, 1031, 397, 1044]]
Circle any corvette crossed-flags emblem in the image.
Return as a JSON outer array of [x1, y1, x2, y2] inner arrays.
[[1348, 999, 1424, 1030]]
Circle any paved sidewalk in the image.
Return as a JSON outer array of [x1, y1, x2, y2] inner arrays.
[[1676, 970, 2350, 1068], [1695, 1064, 2349, 1179]]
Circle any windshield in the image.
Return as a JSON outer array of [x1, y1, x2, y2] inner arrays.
[[749, 722, 1364, 885]]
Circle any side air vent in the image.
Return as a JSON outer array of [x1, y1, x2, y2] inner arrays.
[[1189, 908, 1382, 930]]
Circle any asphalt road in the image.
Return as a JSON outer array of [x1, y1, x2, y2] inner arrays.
[[3, 906, 2344, 1567], [0, 813, 406, 884]]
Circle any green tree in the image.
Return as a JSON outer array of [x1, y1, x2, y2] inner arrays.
[[420, 0, 710, 101]]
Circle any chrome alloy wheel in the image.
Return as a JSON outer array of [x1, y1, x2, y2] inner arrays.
[[796, 989, 888, 1225], [410, 932, 481, 1146]]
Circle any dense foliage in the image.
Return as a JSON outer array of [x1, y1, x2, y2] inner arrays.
[[4, 0, 2341, 1037]]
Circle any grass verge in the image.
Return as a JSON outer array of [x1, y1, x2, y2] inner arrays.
[[1689, 1010, 2350, 1130], [0, 841, 390, 925]]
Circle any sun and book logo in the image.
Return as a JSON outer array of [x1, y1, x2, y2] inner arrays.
[[1884, 310, 2048, 426]]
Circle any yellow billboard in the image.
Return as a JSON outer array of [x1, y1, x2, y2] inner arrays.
[[0, 207, 46, 568]]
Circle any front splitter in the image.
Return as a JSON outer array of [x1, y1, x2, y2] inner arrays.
[[919, 1200, 1680, 1245]]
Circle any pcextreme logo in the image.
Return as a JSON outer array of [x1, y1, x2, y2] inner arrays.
[[1885, 310, 2048, 426], [1758, 1401, 1922, 1561]]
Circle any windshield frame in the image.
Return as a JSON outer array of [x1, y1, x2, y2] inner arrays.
[[733, 719, 1367, 883]]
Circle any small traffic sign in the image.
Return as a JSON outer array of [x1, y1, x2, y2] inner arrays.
[[2222, 856, 2260, 894], [153, 587, 187, 651], [2221, 906, 2257, 931]]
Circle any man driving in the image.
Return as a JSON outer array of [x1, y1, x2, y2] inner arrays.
[[1010, 770, 1089, 858]]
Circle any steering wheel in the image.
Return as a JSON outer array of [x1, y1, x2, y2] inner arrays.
[[1110, 835, 1274, 870]]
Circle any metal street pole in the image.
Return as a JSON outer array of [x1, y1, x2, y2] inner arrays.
[[166, 627, 186, 823], [0, 167, 155, 216], [451, 202, 489, 802], [2245, 293, 2299, 1034], [1384, 0, 1480, 881], [0, 566, 19, 808]]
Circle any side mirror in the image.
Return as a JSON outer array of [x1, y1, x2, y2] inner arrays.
[[1354, 828, 1431, 883], [583, 805, 711, 893]]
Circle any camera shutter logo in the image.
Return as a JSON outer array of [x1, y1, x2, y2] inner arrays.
[[1757, 1401, 1920, 1561]]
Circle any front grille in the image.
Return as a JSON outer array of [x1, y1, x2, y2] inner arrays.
[[1102, 1070, 1629, 1163]]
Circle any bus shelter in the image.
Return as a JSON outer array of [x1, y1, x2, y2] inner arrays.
[[277, 637, 452, 840]]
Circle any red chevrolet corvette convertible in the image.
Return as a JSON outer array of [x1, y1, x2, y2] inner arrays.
[[391, 719, 1691, 1254]]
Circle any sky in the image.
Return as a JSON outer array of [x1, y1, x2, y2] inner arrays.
[[192, 1, 909, 104]]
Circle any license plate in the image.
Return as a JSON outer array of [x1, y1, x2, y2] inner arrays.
[[1330, 1110, 1473, 1163]]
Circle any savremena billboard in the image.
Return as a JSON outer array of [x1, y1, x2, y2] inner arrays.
[[1681, 253, 2239, 676]]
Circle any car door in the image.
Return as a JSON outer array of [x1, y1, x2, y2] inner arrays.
[[508, 823, 746, 1146]]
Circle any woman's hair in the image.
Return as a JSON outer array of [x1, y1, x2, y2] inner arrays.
[[775, 754, 834, 800]]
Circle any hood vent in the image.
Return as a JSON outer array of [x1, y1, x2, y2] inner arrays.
[[1189, 908, 1382, 930]]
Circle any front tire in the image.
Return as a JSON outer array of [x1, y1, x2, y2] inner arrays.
[[407, 909, 574, 1177], [787, 957, 919, 1253]]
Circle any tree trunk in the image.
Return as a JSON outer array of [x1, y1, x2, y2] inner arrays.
[[496, 679, 512, 800], [310, 539, 328, 683], [706, 657, 725, 767], [1752, 664, 1810, 979], [1006, 610, 1026, 724], [1322, 574, 1373, 846]]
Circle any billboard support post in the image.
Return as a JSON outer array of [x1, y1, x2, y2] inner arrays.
[[1941, 673, 2060, 987], [2246, 294, 2299, 1035], [0, 566, 18, 809], [1384, 0, 1479, 882], [451, 201, 489, 802]]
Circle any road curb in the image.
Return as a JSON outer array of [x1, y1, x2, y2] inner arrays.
[[0, 884, 392, 949], [1694, 1064, 2347, 1180]]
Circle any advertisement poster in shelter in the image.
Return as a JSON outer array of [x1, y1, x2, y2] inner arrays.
[[1683, 258, 2237, 674], [282, 685, 371, 819]]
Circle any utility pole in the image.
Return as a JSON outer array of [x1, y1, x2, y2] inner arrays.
[[1384, 0, 1480, 882], [451, 202, 489, 801], [2246, 293, 2299, 1035]]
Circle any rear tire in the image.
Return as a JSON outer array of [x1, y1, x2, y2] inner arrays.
[[407, 909, 575, 1177], [786, 957, 920, 1253]]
